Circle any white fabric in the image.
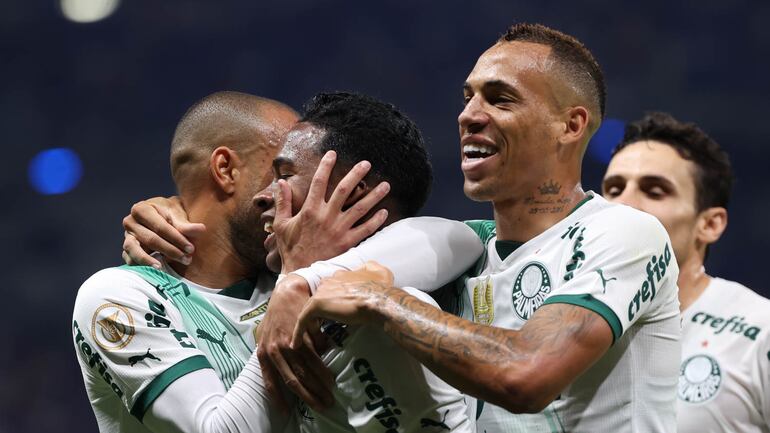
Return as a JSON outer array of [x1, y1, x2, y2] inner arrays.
[[292, 217, 484, 293], [678, 277, 770, 433], [72, 266, 284, 433], [297, 288, 475, 433], [461, 194, 681, 433]]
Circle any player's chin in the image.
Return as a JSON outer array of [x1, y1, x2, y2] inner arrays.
[[266, 250, 282, 274], [463, 179, 495, 202]]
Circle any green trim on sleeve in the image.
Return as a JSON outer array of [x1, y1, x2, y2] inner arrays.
[[464, 220, 497, 244], [543, 294, 622, 344], [130, 355, 213, 421]]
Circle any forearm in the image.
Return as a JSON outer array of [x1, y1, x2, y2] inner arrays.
[[371, 282, 608, 413], [145, 350, 293, 433]]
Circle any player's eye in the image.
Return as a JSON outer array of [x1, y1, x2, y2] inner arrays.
[[603, 184, 623, 197], [644, 185, 666, 199]]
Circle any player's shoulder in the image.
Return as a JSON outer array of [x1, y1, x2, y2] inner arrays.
[[583, 195, 669, 242], [74, 266, 161, 318], [463, 219, 496, 243], [711, 278, 770, 325]]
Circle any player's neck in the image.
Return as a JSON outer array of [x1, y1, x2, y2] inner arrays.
[[169, 202, 254, 289], [492, 182, 587, 242], [677, 251, 711, 312]]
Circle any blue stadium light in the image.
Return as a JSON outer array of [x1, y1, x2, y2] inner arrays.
[[28, 148, 83, 195], [588, 118, 626, 164]]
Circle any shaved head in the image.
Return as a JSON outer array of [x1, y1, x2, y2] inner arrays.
[[498, 23, 605, 136], [170, 91, 298, 195]]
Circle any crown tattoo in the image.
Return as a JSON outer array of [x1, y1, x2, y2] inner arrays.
[[538, 180, 562, 195]]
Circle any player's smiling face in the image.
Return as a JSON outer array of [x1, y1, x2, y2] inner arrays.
[[260, 122, 327, 272], [603, 140, 700, 263], [459, 41, 564, 203]]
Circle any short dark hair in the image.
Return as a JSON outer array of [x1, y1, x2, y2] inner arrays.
[[499, 23, 606, 122], [613, 111, 734, 211], [300, 92, 432, 217]]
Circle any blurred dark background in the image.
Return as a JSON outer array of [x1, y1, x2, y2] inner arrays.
[[2, 1, 768, 431]]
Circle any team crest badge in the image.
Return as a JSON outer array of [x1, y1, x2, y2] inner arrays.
[[472, 276, 494, 325], [91, 303, 135, 351], [678, 354, 722, 403], [512, 262, 552, 320]]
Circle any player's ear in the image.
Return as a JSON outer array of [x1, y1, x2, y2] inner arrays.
[[696, 206, 728, 246], [209, 147, 242, 195], [342, 179, 369, 209]]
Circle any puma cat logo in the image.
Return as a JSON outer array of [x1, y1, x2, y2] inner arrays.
[[128, 348, 161, 366], [196, 329, 231, 357], [596, 269, 617, 293]]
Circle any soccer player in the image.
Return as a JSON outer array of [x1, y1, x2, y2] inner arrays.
[[602, 112, 770, 432], [284, 23, 682, 432], [115, 92, 483, 432], [73, 91, 304, 433]]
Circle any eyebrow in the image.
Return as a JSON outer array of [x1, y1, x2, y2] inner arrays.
[[272, 156, 294, 171], [602, 174, 677, 189], [463, 79, 523, 100]]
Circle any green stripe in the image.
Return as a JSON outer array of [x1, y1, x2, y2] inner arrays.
[[131, 355, 212, 421], [567, 192, 594, 216], [543, 294, 622, 344]]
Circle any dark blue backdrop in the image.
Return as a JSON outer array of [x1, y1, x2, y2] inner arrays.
[[2, 1, 768, 431]]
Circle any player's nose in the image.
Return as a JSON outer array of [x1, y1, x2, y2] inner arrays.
[[253, 184, 275, 211], [458, 95, 489, 134]]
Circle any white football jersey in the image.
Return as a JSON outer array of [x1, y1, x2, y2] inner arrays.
[[458, 193, 681, 433], [72, 264, 273, 433], [678, 277, 770, 433], [297, 288, 475, 433]]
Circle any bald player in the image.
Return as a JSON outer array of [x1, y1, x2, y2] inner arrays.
[[603, 112, 770, 433], [72, 91, 305, 433]]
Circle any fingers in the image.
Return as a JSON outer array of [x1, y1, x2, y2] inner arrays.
[[340, 181, 389, 226], [344, 208, 389, 246], [257, 349, 290, 415], [122, 232, 162, 268], [127, 203, 193, 263], [124, 214, 191, 265], [273, 180, 293, 223], [291, 301, 316, 350], [305, 151, 336, 205], [266, 338, 331, 412], [327, 160, 372, 211]]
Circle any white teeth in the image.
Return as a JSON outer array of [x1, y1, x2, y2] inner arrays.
[[463, 144, 496, 155], [264, 221, 274, 234]]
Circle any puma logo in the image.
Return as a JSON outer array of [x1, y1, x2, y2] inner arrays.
[[196, 329, 231, 357], [596, 269, 617, 293], [129, 348, 161, 366], [420, 409, 450, 430]]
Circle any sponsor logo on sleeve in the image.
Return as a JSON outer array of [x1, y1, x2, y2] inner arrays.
[[91, 303, 135, 351], [354, 358, 403, 432], [73, 320, 124, 398], [512, 262, 552, 320], [678, 354, 722, 403], [561, 222, 587, 281], [627, 243, 672, 322]]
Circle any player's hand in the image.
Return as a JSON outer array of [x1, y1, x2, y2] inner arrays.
[[272, 150, 391, 273], [257, 275, 335, 414], [291, 261, 394, 349], [122, 196, 206, 269]]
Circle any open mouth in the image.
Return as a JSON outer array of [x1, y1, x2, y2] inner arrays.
[[264, 220, 274, 234], [463, 144, 498, 162]]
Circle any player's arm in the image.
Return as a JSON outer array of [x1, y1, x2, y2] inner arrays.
[[292, 270, 611, 413], [72, 269, 290, 433]]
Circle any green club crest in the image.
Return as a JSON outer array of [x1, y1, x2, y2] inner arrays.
[[678, 354, 722, 403], [512, 262, 552, 320]]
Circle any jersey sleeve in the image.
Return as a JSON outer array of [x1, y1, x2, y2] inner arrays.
[[72, 267, 212, 421], [292, 216, 484, 293], [542, 207, 680, 343], [754, 328, 770, 427]]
